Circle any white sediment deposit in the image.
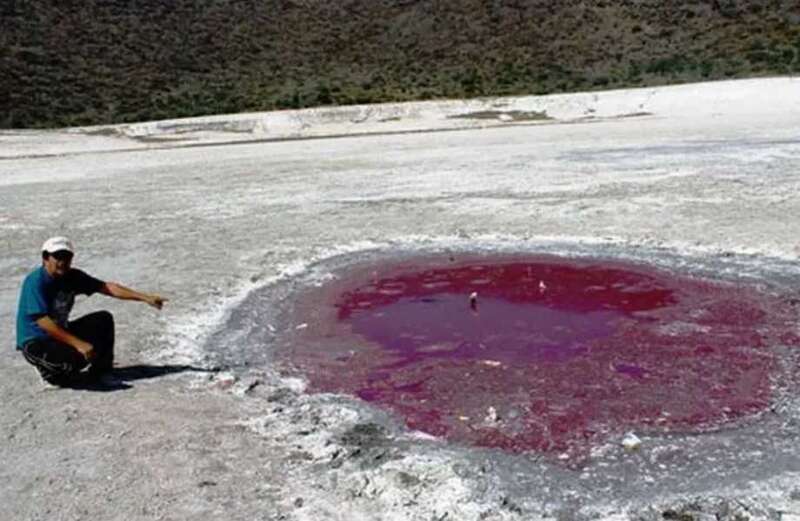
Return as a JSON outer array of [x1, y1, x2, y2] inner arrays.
[[1, 78, 800, 520]]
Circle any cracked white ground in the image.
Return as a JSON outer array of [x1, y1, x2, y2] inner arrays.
[[1, 78, 800, 520]]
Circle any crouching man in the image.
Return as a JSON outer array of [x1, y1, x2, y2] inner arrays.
[[15, 237, 167, 386]]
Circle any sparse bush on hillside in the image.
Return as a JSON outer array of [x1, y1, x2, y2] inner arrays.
[[1, 0, 799, 128]]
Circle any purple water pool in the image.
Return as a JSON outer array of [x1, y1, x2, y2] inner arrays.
[[281, 255, 800, 460]]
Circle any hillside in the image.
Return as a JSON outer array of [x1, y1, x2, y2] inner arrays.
[[1, 0, 799, 128]]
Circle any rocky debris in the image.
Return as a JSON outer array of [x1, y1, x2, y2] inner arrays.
[[211, 372, 237, 390], [63, 407, 79, 423], [633, 497, 779, 521], [267, 386, 301, 404], [395, 471, 421, 488], [205, 369, 267, 396], [339, 423, 388, 448], [287, 451, 315, 463], [335, 422, 404, 471], [661, 511, 715, 521], [241, 378, 262, 395], [500, 496, 524, 515], [622, 432, 642, 452]]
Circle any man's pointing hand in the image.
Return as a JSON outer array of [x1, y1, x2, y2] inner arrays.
[[145, 294, 168, 310]]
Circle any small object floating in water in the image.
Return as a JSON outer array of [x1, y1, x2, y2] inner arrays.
[[469, 292, 478, 309], [621, 431, 642, 451], [295, 323, 308, 330], [485, 406, 499, 424], [539, 280, 547, 293]]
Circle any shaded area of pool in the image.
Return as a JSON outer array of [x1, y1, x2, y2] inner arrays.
[[283, 255, 800, 460]]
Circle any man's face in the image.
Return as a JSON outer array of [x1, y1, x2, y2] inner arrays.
[[44, 250, 73, 278]]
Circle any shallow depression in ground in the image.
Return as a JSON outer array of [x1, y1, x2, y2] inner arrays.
[[258, 253, 800, 462]]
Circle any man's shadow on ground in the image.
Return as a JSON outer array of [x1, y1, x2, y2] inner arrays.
[[70, 364, 215, 392]]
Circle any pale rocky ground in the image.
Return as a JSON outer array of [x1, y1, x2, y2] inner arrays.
[[1, 78, 800, 520]]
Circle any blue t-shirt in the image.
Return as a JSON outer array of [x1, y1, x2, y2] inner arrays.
[[15, 266, 104, 348]]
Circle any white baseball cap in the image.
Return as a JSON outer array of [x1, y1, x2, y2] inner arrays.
[[42, 236, 74, 254]]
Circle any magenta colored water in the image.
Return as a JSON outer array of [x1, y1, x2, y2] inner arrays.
[[285, 255, 799, 460], [340, 263, 671, 374]]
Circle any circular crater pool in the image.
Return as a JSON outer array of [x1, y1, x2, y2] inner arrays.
[[278, 254, 800, 459]]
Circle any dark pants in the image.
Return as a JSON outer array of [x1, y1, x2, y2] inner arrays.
[[22, 311, 115, 385]]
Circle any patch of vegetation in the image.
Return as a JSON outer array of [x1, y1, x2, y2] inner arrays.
[[1, 0, 798, 128]]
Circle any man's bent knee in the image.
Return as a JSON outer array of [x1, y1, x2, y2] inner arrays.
[[95, 310, 114, 324], [22, 340, 87, 383]]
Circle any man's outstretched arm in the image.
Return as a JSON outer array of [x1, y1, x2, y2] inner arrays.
[[100, 282, 167, 309]]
